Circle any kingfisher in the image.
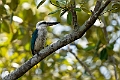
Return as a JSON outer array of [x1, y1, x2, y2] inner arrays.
[[31, 21, 59, 55]]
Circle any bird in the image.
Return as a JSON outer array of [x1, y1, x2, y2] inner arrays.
[[31, 21, 59, 55]]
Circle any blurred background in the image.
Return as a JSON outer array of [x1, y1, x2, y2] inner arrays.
[[0, 0, 120, 80]]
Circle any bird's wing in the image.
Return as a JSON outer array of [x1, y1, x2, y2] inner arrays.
[[31, 29, 38, 55]]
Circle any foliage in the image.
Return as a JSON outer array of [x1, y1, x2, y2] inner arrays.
[[0, 0, 120, 80]]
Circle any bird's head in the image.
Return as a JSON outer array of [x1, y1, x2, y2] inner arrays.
[[36, 21, 59, 29]]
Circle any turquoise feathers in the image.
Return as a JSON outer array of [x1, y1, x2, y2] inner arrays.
[[31, 21, 59, 55], [31, 29, 38, 55]]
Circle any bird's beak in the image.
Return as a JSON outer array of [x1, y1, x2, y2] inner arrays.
[[46, 22, 60, 26]]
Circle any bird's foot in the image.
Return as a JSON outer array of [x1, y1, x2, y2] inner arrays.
[[34, 50, 40, 56]]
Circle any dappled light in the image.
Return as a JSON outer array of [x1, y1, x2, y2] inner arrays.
[[0, 0, 120, 80]]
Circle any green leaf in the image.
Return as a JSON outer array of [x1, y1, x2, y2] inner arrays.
[[59, 0, 66, 6], [67, 11, 72, 25], [81, 7, 91, 15], [56, 1, 60, 6], [1, 20, 10, 33], [112, 3, 120, 13], [96, 27, 107, 44], [23, 9, 33, 22], [40, 61, 47, 73], [84, 46, 95, 51], [2, 0, 6, 4], [74, 8, 81, 12], [7, 0, 19, 11], [99, 48, 108, 60], [21, 34, 30, 45], [59, 50, 67, 57], [95, 40, 101, 51], [0, 5, 7, 15], [106, 43, 115, 55], [76, 44, 83, 49], [107, 43, 114, 50], [112, 3, 120, 8], [37, 0, 46, 9], [25, 43, 30, 51], [48, 9, 61, 15], [11, 31, 18, 41]]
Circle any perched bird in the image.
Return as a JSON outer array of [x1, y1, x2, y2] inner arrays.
[[31, 21, 59, 55]]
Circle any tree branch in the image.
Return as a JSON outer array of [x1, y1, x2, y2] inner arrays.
[[68, 48, 95, 80], [70, 0, 78, 29], [93, 0, 102, 13], [110, 56, 118, 80], [3, 0, 111, 80]]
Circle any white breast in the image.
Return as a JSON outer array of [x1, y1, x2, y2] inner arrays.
[[34, 27, 47, 52]]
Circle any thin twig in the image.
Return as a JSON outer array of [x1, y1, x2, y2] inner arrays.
[[110, 56, 118, 80], [67, 48, 95, 80], [94, 0, 102, 13], [70, 0, 78, 29]]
